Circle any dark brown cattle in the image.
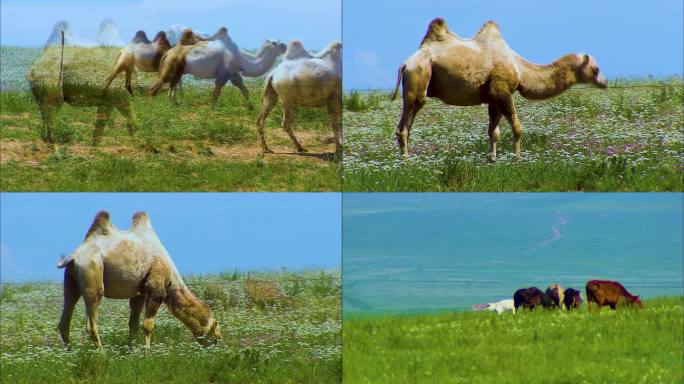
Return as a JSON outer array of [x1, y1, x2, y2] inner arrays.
[[563, 288, 582, 310], [513, 287, 544, 311], [585, 280, 643, 311]]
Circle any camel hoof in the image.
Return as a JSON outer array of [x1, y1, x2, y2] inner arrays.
[[297, 147, 308, 154], [262, 148, 274, 154], [488, 155, 497, 163]]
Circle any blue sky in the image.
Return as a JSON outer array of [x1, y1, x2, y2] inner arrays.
[[344, 0, 684, 89], [0, 0, 340, 49], [1, 193, 341, 282]]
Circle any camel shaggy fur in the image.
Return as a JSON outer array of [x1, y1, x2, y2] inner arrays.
[[150, 27, 286, 107], [256, 40, 342, 154], [391, 18, 607, 159], [57, 211, 221, 349]]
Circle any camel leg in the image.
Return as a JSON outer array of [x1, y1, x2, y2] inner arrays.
[[281, 105, 306, 153], [79, 275, 104, 348], [142, 277, 165, 350], [58, 268, 81, 346], [487, 103, 502, 162], [211, 74, 229, 108], [229, 73, 253, 109], [256, 81, 278, 153], [104, 64, 125, 93], [128, 295, 145, 346], [396, 62, 430, 157], [125, 67, 133, 95], [35, 100, 60, 145], [92, 105, 113, 145], [327, 97, 342, 155], [498, 96, 523, 160], [114, 100, 136, 135]]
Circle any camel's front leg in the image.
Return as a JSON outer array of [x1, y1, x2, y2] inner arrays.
[[498, 96, 523, 160], [281, 105, 306, 153], [256, 79, 278, 153], [487, 103, 502, 162], [142, 277, 165, 351], [128, 295, 145, 347], [229, 73, 253, 110]]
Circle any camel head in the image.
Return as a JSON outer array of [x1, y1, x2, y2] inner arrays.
[[576, 54, 607, 89], [258, 39, 287, 58], [197, 316, 223, 346]]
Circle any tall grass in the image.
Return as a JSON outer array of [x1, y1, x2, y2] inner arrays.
[[343, 297, 683, 383], [1, 270, 341, 384]]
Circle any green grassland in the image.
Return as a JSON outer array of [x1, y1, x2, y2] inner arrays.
[[343, 297, 683, 384], [0, 270, 341, 384], [342, 79, 683, 191], [0, 46, 340, 191]]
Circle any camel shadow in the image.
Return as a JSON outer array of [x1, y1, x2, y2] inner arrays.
[[267, 151, 339, 162]]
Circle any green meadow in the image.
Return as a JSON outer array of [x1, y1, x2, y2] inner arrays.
[[0, 46, 340, 191], [343, 297, 683, 384], [342, 79, 683, 192], [0, 270, 341, 384]]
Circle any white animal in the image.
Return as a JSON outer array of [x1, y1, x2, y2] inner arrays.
[[486, 299, 516, 314]]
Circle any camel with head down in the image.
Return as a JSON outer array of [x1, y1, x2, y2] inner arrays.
[[57, 211, 222, 349], [392, 18, 607, 160]]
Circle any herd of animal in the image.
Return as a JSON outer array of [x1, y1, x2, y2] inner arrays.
[[480, 281, 643, 314], [29, 22, 342, 154]]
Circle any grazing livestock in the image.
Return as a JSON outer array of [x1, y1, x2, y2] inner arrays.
[[58, 211, 222, 349], [543, 284, 565, 310], [563, 288, 582, 310], [585, 280, 643, 311], [391, 18, 607, 159], [256, 40, 342, 154], [513, 287, 544, 311], [485, 299, 515, 314]]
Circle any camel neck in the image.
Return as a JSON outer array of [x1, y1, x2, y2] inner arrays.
[[165, 287, 210, 335], [516, 55, 579, 100], [239, 51, 278, 77]]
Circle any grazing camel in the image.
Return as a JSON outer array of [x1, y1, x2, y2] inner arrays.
[[150, 27, 286, 107], [391, 18, 607, 160], [104, 31, 173, 95], [57, 211, 222, 349], [256, 40, 342, 154]]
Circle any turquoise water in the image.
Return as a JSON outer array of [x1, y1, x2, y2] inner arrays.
[[343, 193, 683, 316]]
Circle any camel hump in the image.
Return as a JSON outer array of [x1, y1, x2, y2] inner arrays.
[[85, 210, 112, 240], [132, 31, 150, 44], [210, 27, 228, 41], [131, 211, 152, 233], [284, 39, 312, 60], [152, 31, 167, 43], [420, 17, 450, 46]]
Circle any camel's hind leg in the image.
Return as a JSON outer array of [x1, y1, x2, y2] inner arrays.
[[327, 96, 342, 155], [78, 265, 105, 348], [128, 295, 145, 346], [281, 105, 306, 153], [229, 73, 253, 109], [58, 268, 81, 346], [256, 79, 278, 153], [493, 94, 523, 160], [396, 62, 430, 157], [487, 103, 502, 162], [211, 73, 229, 108], [114, 99, 136, 135]]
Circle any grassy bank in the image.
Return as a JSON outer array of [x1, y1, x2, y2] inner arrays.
[[0, 47, 340, 191], [342, 79, 683, 191], [1, 270, 341, 384], [343, 297, 683, 383]]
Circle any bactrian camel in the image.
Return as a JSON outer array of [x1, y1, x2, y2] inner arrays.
[[256, 40, 342, 154], [392, 18, 607, 160], [57, 211, 222, 349], [150, 27, 286, 107]]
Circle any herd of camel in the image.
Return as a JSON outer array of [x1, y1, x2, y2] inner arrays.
[[29, 26, 341, 154], [28, 17, 607, 161], [479, 281, 643, 314]]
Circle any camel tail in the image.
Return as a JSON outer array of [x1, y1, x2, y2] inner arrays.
[[57, 254, 74, 269], [390, 64, 405, 101]]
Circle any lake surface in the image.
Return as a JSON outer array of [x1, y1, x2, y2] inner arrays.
[[343, 193, 683, 316]]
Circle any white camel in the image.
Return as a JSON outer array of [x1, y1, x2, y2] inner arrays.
[[256, 40, 342, 154], [151, 27, 286, 107], [57, 211, 222, 349]]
